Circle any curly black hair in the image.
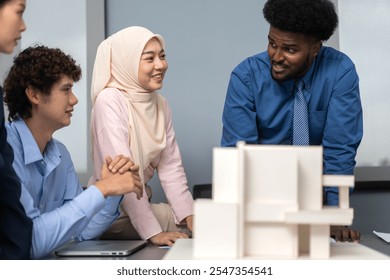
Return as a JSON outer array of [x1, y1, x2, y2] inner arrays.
[[263, 0, 338, 41], [4, 45, 82, 121]]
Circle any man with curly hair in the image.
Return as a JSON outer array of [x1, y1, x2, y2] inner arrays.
[[221, 0, 362, 241], [3, 45, 143, 259]]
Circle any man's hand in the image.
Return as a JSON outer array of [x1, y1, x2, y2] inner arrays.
[[148, 231, 189, 246], [330, 225, 361, 242], [95, 159, 142, 199]]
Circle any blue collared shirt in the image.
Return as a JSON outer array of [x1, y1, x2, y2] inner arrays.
[[221, 46, 363, 205], [6, 119, 122, 259]]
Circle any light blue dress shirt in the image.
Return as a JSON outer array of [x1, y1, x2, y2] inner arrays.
[[221, 46, 363, 205], [6, 119, 122, 259]]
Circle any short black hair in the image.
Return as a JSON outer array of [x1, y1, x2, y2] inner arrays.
[[0, 0, 11, 8], [4, 45, 82, 121], [263, 0, 338, 41]]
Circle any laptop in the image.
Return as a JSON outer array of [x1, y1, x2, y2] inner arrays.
[[55, 240, 147, 257]]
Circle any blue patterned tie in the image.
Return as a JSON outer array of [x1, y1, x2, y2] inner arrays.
[[293, 80, 309, 145]]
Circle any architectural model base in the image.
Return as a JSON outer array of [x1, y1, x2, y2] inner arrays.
[[164, 239, 389, 260], [191, 143, 375, 259]]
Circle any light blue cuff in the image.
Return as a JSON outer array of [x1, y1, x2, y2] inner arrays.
[[73, 185, 105, 219]]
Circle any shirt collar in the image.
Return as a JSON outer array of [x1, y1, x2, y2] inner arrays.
[[13, 119, 61, 165], [299, 47, 324, 92]]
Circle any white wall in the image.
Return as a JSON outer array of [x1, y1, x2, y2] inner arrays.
[[338, 0, 390, 181]]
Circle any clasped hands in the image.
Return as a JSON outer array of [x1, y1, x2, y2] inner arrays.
[[95, 155, 143, 199]]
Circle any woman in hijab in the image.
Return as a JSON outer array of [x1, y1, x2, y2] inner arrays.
[[91, 26, 194, 246]]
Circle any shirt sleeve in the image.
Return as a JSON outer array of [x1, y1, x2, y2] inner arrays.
[[92, 89, 163, 240], [76, 190, 122, 241], [7, 129, 117, 259], [221, 65, 259, 147], [18, 162, 105, 259], [157, 101, 194, 224], [322, 63, 363, 205]]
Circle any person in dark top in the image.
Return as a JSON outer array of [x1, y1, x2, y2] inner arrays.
[[0, 0, 32, 259]]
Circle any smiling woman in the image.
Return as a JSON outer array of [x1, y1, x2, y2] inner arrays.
[[90, 26, 194, 247], [138, 38, 168, 91]]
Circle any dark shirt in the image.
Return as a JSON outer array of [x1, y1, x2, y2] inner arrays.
[[221, 47, 363, 205], [0, 86, 32, 259]]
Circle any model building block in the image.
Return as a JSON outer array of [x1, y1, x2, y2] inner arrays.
[[193, 142, 354, 259]]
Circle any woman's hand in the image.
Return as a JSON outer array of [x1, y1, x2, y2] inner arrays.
[[149, 231, 189, 246], [105, 155, 139, 174], [185, 215, 193, 232]]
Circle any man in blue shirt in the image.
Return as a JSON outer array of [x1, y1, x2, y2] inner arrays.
[[3, 45, 143, 259], [221, 0, 362, 241]]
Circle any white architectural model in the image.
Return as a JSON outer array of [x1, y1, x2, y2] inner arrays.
[[193, 142, 354, 259]]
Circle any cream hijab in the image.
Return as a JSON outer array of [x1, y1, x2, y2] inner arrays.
[[91, 26, 167, 184]]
